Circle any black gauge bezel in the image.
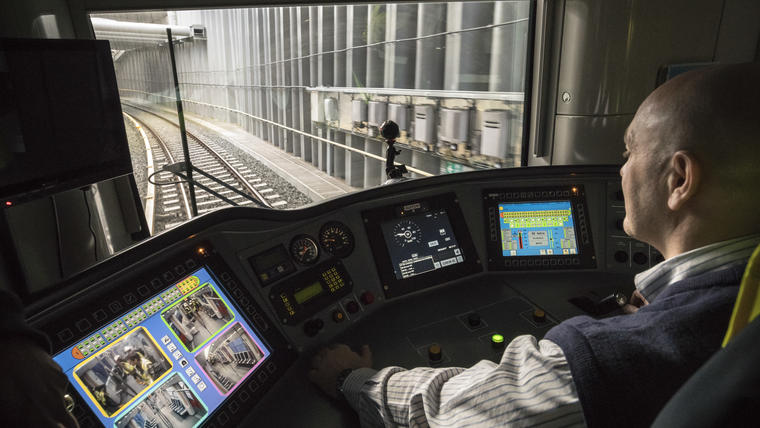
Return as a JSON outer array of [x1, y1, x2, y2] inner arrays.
[[318, 221, 355, 258], [362, 192, 481, 299], [289, 234, 320, 265]]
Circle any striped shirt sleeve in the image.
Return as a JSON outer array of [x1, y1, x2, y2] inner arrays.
[[342, 335, 585, 428]]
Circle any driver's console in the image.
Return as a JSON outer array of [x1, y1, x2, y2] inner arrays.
[[28, 166, 655, 427]]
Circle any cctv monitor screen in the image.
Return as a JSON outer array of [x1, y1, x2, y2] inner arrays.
[[53, 267, 271, 427]]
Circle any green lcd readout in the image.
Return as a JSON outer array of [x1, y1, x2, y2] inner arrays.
[[294, 281, 324, 304]]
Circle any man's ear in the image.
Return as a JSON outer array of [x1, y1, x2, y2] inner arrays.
[[667, 151, 700, 211]]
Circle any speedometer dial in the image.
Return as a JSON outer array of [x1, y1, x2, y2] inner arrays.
[[290, 235, 319, 265], [393, 220, 422, 247], [319, 221, 355, 258]]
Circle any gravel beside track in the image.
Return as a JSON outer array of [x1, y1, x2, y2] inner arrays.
[[123, 116, 148, 204], [121, 103, 312, 233]]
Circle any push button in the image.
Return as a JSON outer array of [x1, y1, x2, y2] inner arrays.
[[491, 334, 505, 349], [428, 344, 442, 362], [360, 291, 375, 305]]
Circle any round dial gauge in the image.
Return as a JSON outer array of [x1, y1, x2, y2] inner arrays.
[[290, 235, 319, 265], [319, 221, 355, 258], [393, 220, 422, 247]]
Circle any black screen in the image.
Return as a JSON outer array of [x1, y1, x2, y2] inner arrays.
[[380, 209, 464, 280], [0, 38, 132, 200]]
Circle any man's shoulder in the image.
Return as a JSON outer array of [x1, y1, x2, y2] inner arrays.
[[547, 265, 743, 345]]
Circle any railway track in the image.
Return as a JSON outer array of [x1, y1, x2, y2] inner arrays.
[[123, 104, 287, 233]]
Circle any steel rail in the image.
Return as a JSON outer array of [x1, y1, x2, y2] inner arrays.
[[124, 109, 194, 222], [123, 102, 272, 208]]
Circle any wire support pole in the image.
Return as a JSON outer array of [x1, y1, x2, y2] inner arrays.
[[167, 28, 198, 217]]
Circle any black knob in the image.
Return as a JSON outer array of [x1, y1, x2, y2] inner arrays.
[[428, 344, 442, 362], [303, 318, 324, 337], [614, 251, 628, 263], [346, 301, 360, 314], [467, 313, 481, 327], [615, 218, 624, 231], [633, 252, 648, 265], [652, 252, 665, 264]]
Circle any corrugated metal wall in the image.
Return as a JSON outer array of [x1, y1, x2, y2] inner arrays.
[[113, 2, 529, 189]]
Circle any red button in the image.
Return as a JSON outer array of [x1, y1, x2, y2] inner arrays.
[[360, 291, 375, 305], [346, 301, 360, 314]]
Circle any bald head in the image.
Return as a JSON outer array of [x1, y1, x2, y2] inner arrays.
[[622, 63, 760, 257], [637, 63, 760, 184]]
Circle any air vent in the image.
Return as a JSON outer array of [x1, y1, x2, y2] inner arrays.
[[413, 105, 435, 144], [190, 25, 207, 38], [481, 110, 509, 158]]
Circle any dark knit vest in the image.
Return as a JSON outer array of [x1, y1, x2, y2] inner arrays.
[[545, 264, 744, 428]]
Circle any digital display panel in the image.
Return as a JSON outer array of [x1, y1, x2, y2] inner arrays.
[[293, 281, 324, 305], [380, 209, 464, 280], [53, 267, 271, 427], [499, 201, 579, 257]]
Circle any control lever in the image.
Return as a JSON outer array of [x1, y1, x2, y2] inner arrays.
[[569, 292, 627, 317]]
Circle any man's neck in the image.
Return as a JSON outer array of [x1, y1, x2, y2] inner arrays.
[[659, 216, 760, 259]]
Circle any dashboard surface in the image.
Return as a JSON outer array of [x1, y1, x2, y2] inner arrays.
[[28, 166, 653, 427]]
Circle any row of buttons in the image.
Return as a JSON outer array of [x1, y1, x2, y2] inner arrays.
[[161, 335, 207, 392], [497, 190, 572, 200], [53, 259, 200, 345], [504, 258, 580, 267], [201, 361, 278, 428], [303, 291, 376, 336]]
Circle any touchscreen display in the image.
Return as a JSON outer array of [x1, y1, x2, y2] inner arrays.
[[380, 208, 464, 280], [498, 201, 579, 256], [53, 267, 271, 427]]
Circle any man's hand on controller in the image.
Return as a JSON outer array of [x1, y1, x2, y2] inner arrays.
[[623, 289, 650, 314], [308, 344, 372, 399]]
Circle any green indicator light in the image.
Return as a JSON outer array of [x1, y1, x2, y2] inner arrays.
[[491, 334, 504, 344]]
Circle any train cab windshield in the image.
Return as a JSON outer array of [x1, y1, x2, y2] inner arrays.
[[1, 1, 759, 427]]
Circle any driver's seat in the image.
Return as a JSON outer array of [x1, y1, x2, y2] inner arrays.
[[652, 244, 760, 427]]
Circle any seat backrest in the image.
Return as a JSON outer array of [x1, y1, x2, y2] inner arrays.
[[651, 243, 760, 427], [722, 243, 760, 346]]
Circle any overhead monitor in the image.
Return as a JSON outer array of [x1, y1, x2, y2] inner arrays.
[[0, 38, 133, 201]]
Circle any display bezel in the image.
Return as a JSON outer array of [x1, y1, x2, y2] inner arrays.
[[362, 193, 481, 299], [483, 186, 597, 270], [31, 243, 296, 427]]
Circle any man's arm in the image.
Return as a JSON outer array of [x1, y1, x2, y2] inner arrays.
[[311, 335, 585, 427], [0, 290, 79, 427]]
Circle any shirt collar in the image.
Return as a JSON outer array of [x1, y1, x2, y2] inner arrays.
[[634, 233, 760, 302]]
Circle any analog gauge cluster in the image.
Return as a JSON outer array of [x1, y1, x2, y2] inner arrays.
[[319, 221, 355, 258], [288, 222, 355, 265], [289, 235, 319, 265]]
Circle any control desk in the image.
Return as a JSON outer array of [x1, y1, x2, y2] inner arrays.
[[28, 166, 658, 427]]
